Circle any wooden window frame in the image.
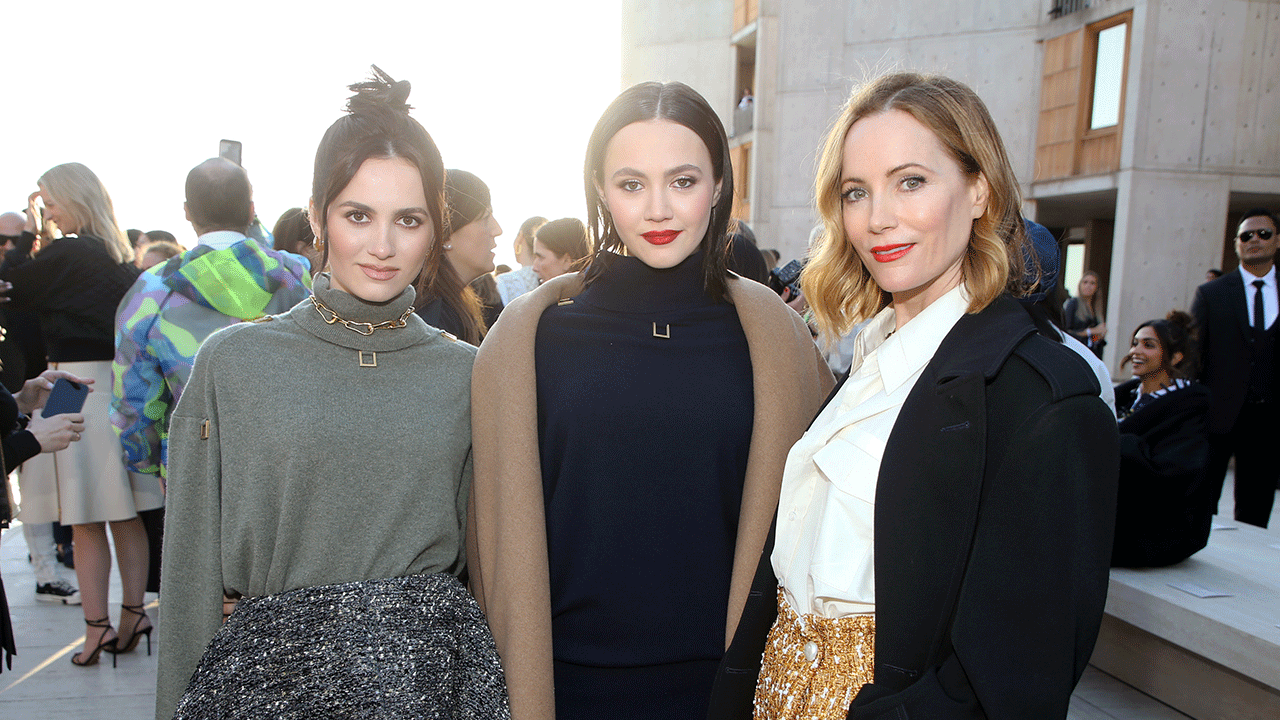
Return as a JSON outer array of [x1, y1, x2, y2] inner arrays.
[[1079, 11, 1132, 143]]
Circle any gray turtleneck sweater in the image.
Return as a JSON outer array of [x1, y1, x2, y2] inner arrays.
[[155, 275, 477, 719]]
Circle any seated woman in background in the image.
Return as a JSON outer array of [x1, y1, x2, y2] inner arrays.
[[530, 217, 591, 283], [1112, 311, 1213, 567]]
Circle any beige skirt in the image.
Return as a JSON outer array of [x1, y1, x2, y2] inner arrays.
[[15, 360, 163, 525], [754, 589, 875, 720]]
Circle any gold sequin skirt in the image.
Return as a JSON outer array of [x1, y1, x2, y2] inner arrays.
[[753, 588, 875, 720]]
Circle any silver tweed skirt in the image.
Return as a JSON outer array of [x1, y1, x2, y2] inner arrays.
[[172, 573, 510, 719]]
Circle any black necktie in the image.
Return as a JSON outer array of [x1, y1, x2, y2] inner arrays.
[[1254, 280, 1267, 332]]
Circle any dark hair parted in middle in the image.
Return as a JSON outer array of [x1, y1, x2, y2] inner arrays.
[[582, 81, 736, 301], [310, 66, 481, 343]]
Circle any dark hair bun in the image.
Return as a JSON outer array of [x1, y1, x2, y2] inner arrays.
[[346, 65, 412, 116], [1166, 309, 1193, 330]]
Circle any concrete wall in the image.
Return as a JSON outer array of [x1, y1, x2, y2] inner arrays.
[[620, 0, 737, 126], [619, 0, 1280, 369], [760, 1, 1045, 262], [1130, 0, 1280, 174]]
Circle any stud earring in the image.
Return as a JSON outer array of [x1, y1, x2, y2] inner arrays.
[[313, 237, 325, 252], [443, 243, 453, 250]]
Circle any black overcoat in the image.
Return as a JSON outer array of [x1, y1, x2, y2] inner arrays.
[[708, 295, 1120, 720], [1111, 379, 1213, 567]]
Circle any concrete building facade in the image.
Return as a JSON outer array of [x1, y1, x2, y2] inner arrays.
[[621, 0, 1280, 372]]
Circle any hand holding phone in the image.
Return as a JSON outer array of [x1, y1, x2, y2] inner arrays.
[[43, 378, 90, 417]]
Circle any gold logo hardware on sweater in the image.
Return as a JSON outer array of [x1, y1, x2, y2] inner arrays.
[[310, 296, 414, 336], [557, 298, 575, 306], [359, 351, 378, 367], [653, 323, 670, 339], [200, 419, 210, 439]]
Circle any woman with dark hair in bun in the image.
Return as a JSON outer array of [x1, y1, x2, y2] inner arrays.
[[415, 169, 495, 343], [470, 81, 833, 719], [155, 67, 508, 719], [1113, 311, 1213, 567]]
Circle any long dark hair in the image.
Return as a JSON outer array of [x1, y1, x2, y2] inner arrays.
[[311, 67, 480, 343], [582, 81, 735, 301]]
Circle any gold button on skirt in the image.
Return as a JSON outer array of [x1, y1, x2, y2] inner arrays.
[[753, 588, 875, 720]]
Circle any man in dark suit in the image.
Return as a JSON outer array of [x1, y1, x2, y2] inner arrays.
[[1191, 208, 1280, 528]]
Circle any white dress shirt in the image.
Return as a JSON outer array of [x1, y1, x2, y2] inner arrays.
[[772, 284, 969, 619], [196, 230, 249, 251], [1239, 265, 1277, 330]]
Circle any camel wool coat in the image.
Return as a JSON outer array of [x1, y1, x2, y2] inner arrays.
[[469, 271, 835, 720]]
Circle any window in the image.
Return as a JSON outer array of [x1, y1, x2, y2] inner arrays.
[[1034, 12, 1132, 180], [1090, 23, 1127, 129]]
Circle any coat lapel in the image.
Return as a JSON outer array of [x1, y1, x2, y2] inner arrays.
[[873, 297, 1037, 685]]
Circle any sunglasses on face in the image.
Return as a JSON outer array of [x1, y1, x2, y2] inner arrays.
[[1239, 229, 1274, 242]]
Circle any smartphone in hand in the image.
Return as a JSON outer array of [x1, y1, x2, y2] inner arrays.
[[43, 378, 89, 416]]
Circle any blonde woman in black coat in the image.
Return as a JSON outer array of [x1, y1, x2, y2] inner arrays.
[[709, 72, 1119, 720]]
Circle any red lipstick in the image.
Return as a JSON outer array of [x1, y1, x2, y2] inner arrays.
[[870, 243, 913, 262], [641, 230, 681, 246]]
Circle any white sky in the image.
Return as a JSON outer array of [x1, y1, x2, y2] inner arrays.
[[1, 0, 623, 269]]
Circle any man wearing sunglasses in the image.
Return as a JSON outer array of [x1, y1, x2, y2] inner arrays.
[[1192, 208, 1280, 528]]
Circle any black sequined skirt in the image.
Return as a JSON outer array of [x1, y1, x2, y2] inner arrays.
[[172, 573, 510, 719]]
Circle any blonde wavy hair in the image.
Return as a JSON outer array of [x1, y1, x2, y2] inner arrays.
[[38, 163, 134, 264], [802, 72, 1031, 339]]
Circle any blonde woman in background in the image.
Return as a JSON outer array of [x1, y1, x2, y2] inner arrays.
[[1, 162, 156, 667], [1063, 270, 1107, 358]]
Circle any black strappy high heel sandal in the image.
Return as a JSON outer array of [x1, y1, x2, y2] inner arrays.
[[71, 617, 118, 667], [111, 604, 153, 656]]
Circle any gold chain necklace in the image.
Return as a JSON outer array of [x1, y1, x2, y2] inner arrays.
[[309, 295, 415, 336]]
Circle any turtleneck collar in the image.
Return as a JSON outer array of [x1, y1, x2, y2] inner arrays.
[[290, 273, 428, 351], [579, 250, 717, 313]]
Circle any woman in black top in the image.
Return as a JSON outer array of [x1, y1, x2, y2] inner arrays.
[[414, 169, 495, 343], [1063, 270, 1107, 358], [470, 82, 833, 720], [1, 163, 155, 667], [1113, 311, 1213, 566]]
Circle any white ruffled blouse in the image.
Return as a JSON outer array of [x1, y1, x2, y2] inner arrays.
[[771, 283, 969, 618]]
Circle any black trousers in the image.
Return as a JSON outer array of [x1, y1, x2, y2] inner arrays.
[[1205, 401, 1280, 528]]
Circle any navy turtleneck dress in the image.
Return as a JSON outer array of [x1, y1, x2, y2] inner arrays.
[[535, 251, 754, 718]]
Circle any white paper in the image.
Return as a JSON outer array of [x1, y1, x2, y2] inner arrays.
[[1167, 581, 1233, 599]]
